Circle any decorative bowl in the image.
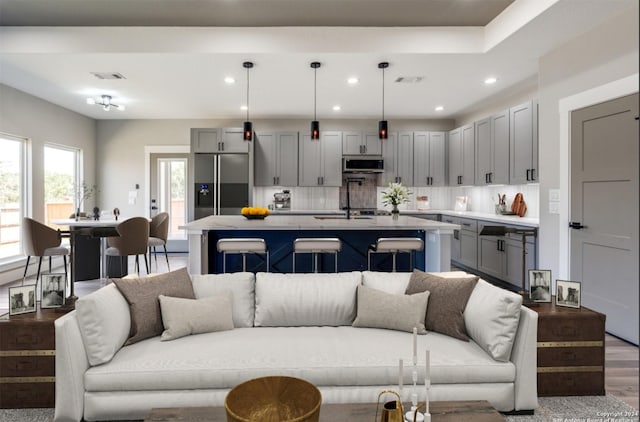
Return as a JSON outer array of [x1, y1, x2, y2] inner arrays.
[[243, 215, 267, 220], [225, 376, 321, 422]]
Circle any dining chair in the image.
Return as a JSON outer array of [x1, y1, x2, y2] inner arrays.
[[148, 212, 170, 271], [106, 217, 149, 275], [22, 217, 69, 288]]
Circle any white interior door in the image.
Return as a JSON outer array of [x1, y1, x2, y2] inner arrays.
[[570, 92, 638, 344]]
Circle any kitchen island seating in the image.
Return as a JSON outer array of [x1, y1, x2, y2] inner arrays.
[[106, 217, 150, 275], [368, 237, 424, 272], [293, 237, 342, 273], [216, 238, 269, 273]]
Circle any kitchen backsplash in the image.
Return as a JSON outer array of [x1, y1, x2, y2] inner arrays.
[[254, 183, 539, 217]]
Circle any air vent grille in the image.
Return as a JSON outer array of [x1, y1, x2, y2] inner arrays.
[[395, 76, 424, 84], [91, 72, 126, 80]]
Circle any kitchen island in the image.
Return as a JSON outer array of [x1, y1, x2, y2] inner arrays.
[[182, 215, 458, 274]]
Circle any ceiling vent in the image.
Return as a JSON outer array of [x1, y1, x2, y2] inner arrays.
[[91, 72, 126, 80], [395, 76, 424, 84]]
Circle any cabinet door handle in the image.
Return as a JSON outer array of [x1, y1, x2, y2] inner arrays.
[[526, 169, 531, 181], [273, 176, 276, 185], [531, 168, 536, 181], [489, 172, 492, 183], [363, 145, 367, 154]]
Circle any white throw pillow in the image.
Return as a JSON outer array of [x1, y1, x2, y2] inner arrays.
[[191, 272, 255, 328], [352, 285, 429, 333], [159, 292, 234, 341], [75, 283, 131, 366], [464, 279, 523, 362], [254, 272, 361, 327], [361, 271, 411, 294]]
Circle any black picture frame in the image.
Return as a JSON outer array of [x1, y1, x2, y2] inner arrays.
[[556, 280, 581, 308], [40, 273, 66, 308], [9, 284, 37, 315], [528, 269, 552, 302]]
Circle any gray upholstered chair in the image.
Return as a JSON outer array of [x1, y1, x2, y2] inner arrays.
[[106, 217, 149, 275], [148, 212, 170, 271], [22, 217, 69, 286]]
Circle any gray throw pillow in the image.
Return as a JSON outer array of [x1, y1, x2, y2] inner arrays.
[[352, 285, 430, 333], [113, 267, 195, 345], [159, 291, 234, 341], [405, 270, 478, 341]]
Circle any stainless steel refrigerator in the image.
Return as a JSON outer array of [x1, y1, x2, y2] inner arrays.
[[192, 153, 250, 219]]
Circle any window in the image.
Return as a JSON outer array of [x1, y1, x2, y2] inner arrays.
[[157, 158, 187, 239], [44, 145, 79, 226], [0, 134, 27, 263]]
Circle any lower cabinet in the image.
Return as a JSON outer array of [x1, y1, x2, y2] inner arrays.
[[443, 216, 477, 270]]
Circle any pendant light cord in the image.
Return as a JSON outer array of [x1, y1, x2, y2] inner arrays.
[[314, 67, 317, 120], [381, 66, 385, 120], [246, 65, 250, 121]]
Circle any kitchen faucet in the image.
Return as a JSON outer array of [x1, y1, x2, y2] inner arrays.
[[345, 177, 364, 219]]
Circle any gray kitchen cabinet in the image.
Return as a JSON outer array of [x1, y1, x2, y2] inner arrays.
[[414, 131, 447, 187], [191, 128, 249, 153], [255, 132, 299, 186], [448, 124, 475, 186], [475, 111, 509, 185], [510, 100, 538, 184], [299, 131, 342, 187], [342, 132, 382, 156], [382, 132, 413, 185], [443, 215, 477, 269]]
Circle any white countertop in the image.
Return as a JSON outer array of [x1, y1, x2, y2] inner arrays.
[[181, 214, 459, 232], [404, 209, 539, 228]]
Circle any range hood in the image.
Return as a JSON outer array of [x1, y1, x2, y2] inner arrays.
[[342, 157, 384, 173]]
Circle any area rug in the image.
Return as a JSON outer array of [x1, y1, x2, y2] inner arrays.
[[1, 395, 637, 422]]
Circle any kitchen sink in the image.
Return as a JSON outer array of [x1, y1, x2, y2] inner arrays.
[[313, 216, 373, 220]]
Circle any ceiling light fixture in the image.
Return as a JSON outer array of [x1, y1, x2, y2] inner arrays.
[[333, 105, 341, 111], [378, 62, 389, 140], [310, 61, 321, 140], [224, 77, 236, 84], [86, 95, 125, 111], [435, 106, 444, 111], [347, 77, 359, 85], [242, 61, 253, 141], [484, 77, 498, 85]]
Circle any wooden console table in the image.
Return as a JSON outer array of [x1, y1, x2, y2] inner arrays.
[[533, 300, 606, 396]]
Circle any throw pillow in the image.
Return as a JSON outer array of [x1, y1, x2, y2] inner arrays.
[[113, 267, 195, 345], [191, 272, 255, 328], [159, 291, 234, 341], [405, 270, 479, 341], [352, 285, 430, 333], [464, 279, 523, 361]]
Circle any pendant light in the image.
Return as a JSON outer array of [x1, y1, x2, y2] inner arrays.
[[310, 61, 321, 140], [243, 61, 254, 141], [378, 62, 389, 140]]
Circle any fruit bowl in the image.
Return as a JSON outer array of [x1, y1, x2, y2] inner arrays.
[[240, 207, 270, 220], [243, 215, 267, 220]]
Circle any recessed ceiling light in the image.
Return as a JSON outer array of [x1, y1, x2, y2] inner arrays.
[[333, 105, 341, 111], [484, 77, 498, 85], [435, 106, 444, 111], [240, 105, 248, 111], [225, 77, 236, 84], [347, 77, 359, 85]]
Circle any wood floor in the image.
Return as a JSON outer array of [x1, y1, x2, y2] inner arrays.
[[1, 254, 637, 409]]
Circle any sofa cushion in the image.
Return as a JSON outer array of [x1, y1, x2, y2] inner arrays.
[[405, 270, 479, 341], [191, 272, 255, 328], [352, 285, 429, 333], [254, 272, 361, 327], [84, 326, 515, 392], [159, 292, 234, 341], [464, 279, 523, 362], [113, 267, 195, 345], [76, 283, 131, 366]]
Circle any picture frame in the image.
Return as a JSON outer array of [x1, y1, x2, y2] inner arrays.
[[528, 269, 552, 302], [556, 280, 581, 308], [9, 284, 37, 316], [40, 273, 66, 308]]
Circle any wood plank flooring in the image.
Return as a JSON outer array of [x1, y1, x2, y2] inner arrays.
[[1, 254, 637, 409]]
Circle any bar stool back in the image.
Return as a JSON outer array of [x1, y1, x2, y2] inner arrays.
[[216, 238, 269, 273], [293, 238, 341, 273], [367, 237, 424, 272]]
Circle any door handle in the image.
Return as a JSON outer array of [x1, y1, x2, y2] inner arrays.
[[526, 169, 531, 181], [530, 168, 536, 181], [488, 172, 492, 183], [569, 222, 587, 230]]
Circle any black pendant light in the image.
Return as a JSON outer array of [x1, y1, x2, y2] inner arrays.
[[378, 62, 389, 140], [243, 61, 254, 141], [310, 61, 321, 140]]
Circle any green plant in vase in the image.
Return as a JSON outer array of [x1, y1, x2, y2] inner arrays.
[[381, 182, 412, 220], [74, 181, 98, 221]]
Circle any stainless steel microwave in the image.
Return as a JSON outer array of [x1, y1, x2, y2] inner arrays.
[[342, 158, 384, 173]]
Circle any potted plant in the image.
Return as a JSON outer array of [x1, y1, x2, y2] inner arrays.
[[74, 181, 98, 221], [381, 182, 412, 220]]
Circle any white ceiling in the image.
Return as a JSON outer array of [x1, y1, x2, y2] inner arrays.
[[0, 0, 636, 121]]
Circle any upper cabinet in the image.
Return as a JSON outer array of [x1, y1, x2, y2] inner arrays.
[[299, 131, 342, 187], [448, 124, 475, 186], [475, 110, 509, 185], [510, 100, 539, 184], [382, 132, 412, 185], [191, 128, 250, 153], [342, 131, 382, 156], [254, 132, 299, 187], [413, 131, 447, 187]]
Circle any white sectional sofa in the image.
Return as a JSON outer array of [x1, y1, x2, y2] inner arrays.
[[54, 270, 538, 422]]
